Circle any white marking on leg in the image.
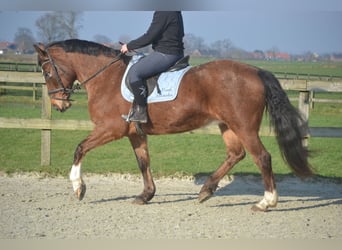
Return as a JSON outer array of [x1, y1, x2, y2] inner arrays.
[[255, 190, 278, 211], [70, 164, 82, 192]]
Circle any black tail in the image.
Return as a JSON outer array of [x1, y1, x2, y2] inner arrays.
[[258, 69, 313, 177]]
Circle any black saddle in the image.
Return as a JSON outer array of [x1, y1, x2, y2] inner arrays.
[[125, 55, 190, 96]]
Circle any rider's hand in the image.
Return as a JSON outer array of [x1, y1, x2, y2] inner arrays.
[[120, 44, 129, 54]]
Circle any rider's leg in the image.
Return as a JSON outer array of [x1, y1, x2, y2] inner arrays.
[[124, 51, 183, 123], [129, 80, 148, 123]]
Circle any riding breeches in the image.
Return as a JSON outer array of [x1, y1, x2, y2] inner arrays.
[[127, 51, 183, 83]]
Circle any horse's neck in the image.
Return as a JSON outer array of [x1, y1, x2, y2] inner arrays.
[[74, 54, 127, 86]]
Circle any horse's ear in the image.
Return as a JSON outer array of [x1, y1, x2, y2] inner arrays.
[[33, 43, 47, 58]]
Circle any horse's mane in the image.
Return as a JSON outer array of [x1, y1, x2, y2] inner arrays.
[[46, 39, 120, 57]]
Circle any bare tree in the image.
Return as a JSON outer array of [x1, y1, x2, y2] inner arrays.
[[57, 11, 83, 39], [183, 33, 206, 54], [36, 11, 83, 43], [14, 27, 36, 54], [211, 39, 233, 57], [36, 13, 62, 43]]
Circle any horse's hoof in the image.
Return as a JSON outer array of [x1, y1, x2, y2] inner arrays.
[[75, 183, 86, 201], [251, 201, 277, 212], [251, 204, 268, 212], [251, 190, 278, 211], [132, 196, 147, 205], [198, 190, 213, 203]]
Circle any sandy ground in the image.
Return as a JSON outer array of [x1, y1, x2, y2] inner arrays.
[[0, 173, 341, 239]]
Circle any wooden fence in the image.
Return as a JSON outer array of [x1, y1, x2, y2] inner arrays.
[[1, 71, 342, 166]]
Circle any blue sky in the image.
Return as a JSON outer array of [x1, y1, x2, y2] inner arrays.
[[1, 1, 342, 54]]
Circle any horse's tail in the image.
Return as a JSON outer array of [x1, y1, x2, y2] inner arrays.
[[258, 69, 314, 177]]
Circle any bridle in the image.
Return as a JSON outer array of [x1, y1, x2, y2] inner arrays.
[[41, 48, 123, 101]]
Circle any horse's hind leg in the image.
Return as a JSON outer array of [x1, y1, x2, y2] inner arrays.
[[199, 123, 246, 202], [128, 133, 156, 205], [239, 132, 278, 211]]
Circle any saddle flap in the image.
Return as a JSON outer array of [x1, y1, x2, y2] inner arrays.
[[125, 55, 190, 96]]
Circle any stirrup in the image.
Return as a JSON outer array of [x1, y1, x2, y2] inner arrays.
[[121, 107, 148, 123], [121, 108, 134, 123], [129, 110, 147, 123]]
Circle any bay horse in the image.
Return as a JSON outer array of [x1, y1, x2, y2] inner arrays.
[[33, 39, 313, 211]]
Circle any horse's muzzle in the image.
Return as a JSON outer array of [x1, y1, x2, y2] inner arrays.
[[52, 100, 72, 112]]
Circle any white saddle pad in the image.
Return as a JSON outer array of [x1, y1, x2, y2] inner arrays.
[[121, 54, 192, 103]]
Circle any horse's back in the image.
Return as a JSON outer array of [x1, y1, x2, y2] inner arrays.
[[179, 59, 264, 104], [145, 59, 266, 134]]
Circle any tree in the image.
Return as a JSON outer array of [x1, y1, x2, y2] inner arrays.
[[14, 27, 36, 54], [211, 39, 233, 57], [36, 11, 83, 43], [183, 33, 207, 55], [266, 46, 279, 60], [57, 11, 83, 39]]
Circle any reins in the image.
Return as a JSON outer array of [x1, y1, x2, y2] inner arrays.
[[42, 49, 123, 100], [79, 52, 123, 85]]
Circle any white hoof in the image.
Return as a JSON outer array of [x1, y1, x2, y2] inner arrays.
[[69, 164, 86, 200], [252, 190, 278, 212]]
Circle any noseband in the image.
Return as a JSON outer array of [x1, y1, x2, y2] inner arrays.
[[41, 49, 123, 101]]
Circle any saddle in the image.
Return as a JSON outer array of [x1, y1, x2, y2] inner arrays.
[[125, 55, 190, 96]]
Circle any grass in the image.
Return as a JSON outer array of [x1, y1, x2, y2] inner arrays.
[[0, 128, 341, 179]]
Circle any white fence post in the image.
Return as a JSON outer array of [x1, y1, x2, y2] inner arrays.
[[298, 91, 310, 146]]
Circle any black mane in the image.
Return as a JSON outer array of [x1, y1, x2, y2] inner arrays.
[[47, 39, 120, 57]]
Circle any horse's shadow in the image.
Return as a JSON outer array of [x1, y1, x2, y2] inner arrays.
[[90, 174, 342, 212], [91, 195, 133, 204], [203, 174, 342, 212], [91, 192, 198, 205], [212, 187, 342, 212]]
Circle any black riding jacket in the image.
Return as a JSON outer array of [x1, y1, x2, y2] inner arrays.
[[127, 11, 184, 55]]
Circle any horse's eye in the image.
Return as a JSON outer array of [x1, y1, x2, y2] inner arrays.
[[43, 71, 52, 79]]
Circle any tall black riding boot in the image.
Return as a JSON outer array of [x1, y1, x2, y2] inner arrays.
[[128, 81, 148, 123]]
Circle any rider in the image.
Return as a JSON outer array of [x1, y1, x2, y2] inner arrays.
[[121, 11, 185, 123]]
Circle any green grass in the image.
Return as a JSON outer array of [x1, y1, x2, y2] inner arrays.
[[0, 129, 341, 179]]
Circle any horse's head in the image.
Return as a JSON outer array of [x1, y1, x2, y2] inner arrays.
[[34, 43, 76, 112]]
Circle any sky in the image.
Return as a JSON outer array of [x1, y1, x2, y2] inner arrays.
[[1, 1, 342, 54]]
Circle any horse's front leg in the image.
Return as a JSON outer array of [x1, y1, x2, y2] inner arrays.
[[69, 142, 87, 201], [128, 133, 156, 204], [69, 125, 125, 200], [70, 164, 86, 201]]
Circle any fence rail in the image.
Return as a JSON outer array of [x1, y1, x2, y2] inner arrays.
[[1, 71, 342, 166], [2, 71, 342, 101], [0, 61, 40, 72], [0, 117, 94, 130]]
